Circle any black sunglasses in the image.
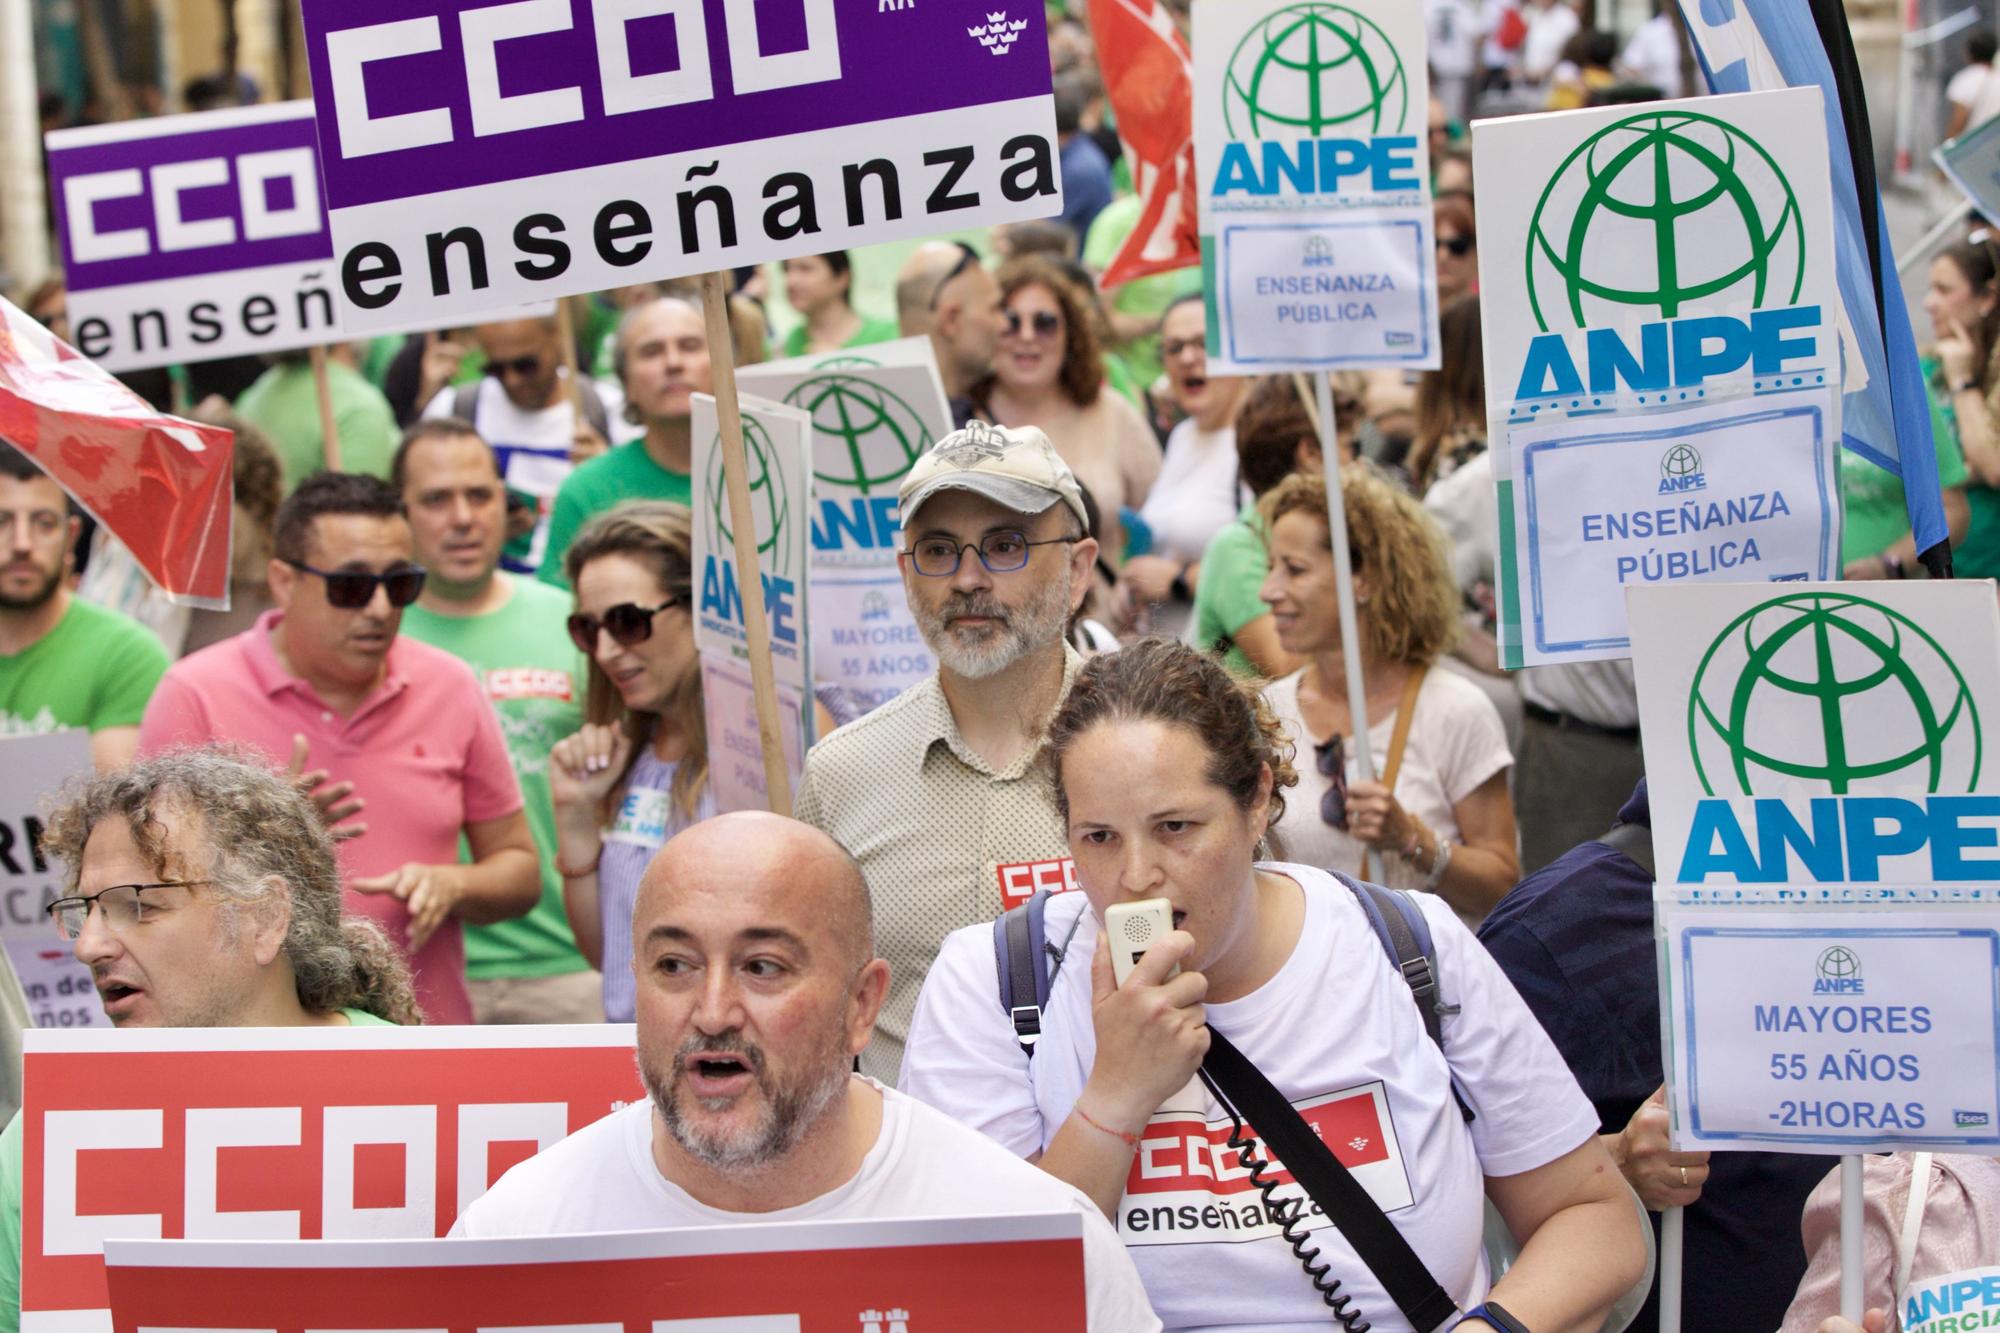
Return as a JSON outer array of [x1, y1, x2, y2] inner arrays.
[[567, 598, 682, 653], [1003, 308, 1062, 338], [1314, 733, 1350, 831], [929, 242, 981, 312], [485, 354, 544, 380], [284, 559, 426, 609], [1437, 234, 1474, 257]]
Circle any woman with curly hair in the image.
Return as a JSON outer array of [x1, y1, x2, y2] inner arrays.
[[1258, 467, 1519, 917], [969, 254, 1160, 564]]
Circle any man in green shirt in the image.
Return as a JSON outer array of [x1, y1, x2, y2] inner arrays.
[[395, 421, 599, 1021], [541, 296, 709, 589], [0, 748, 414, 1330], [235, 346, 401, 493], [0, 445, 168, 771]]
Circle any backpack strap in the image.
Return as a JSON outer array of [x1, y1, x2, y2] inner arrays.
[[1339, 874, 1472, 1121], [991, 890, 1086, 1058], [450, 380, 480, 422]]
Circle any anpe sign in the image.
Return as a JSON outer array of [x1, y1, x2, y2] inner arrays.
[[19, 1024, 644, 1331], [299, 0, 1062, 330], [1936, 114, 2000, 224], [101, 1215, 1090, 1332], [1474, 89, 1843, 667], [1193, 0, 1438, 371]]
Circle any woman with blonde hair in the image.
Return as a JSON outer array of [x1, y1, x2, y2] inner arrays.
[[1258, 466, 1519, 917], [548, 501, 715, 1020]]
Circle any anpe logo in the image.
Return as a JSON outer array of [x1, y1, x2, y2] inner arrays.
[[1687, 592, 1980, 799], [1527, 111, 1804, 333], [1222, 4, 1409, 138], [1813, 944, 1863, 995], [704, 415, 794, 580], [786, 371, 933, 495], [1659, 442, 1705, 494]]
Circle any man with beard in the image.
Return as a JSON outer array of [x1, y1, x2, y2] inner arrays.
[[452, 811, 1158, 1332], [793, 422, 1097, 1080], [0, 444, 168, 772]]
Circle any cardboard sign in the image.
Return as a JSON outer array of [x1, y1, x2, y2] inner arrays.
[[18, 1024, 644, 1330], [1935, 114, 2000, 221], [102, 1214, 1089, 1332], [1193, 0, 1437, 372], [1474, 89, 1843, 667], [0, 732, 106, 1032], [299, 0, 1062, 331], [738, 339, 946, 712]]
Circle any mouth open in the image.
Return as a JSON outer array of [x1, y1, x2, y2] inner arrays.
[[1172, 910, 1187, 930], [96, 981, 143, 1016], [682, 1050, 756, 1098]]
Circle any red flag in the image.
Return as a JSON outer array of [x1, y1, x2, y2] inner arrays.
[[1088, 0, 1200, 288], [0, 297, 232, 607]]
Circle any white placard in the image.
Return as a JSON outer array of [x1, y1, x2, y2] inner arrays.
[[0, 732, 105, 1031]]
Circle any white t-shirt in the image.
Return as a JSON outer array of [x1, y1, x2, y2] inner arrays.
[[1137, 419, 1245, 564], [1261, 668, 1512, 895], [900, 865, 1601, 1333], [1425, 0, 1484, 78], [454, 1083, 1160, 1332], [423, 378, 581, 572], [1617, 13, 1685, 99], [1948, 63, 2000, 130], [1521, 3, 1578, 83]]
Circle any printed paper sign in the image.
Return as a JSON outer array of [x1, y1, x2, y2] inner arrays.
[[1193, 0, 1438, 372], [1474, 89, 1843, 667], [102, 1214, 1089, 1332], [1936, 115, 2000, 221], [739, 338, 946, 712], [1904, 1265, 2000, 1331], [1627, 582, 2000, 887], [0, 731, 106, 1031], [1655, 889, 2000, 1153], [19, 1024, 644, 1330], [700, 656, 811, 815], [298, 0, 1062, 331]]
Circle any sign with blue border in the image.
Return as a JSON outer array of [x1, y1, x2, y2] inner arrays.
[[1936, 112, 2000, 221]]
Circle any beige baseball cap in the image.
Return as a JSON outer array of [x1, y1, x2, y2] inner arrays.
[[897, 421, 1090, 532]]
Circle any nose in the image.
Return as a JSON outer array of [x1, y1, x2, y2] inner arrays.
[[1259, 562, 1283, 606], [1117, 839, 1164, 897], [692, 961, 747, 1034], [948, 545, 995, 593], [71, 903, 118, 966], [364, 580, 395, 618], [592, 628, 626, 670], [447, 494, 476, 529]]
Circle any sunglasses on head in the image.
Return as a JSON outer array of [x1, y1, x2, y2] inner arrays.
[[929, 242, 982, 312], [1437, 234, 1474, 257], [1003, 308, 1062, 338], [1314, 733, 1350, 831], [566, 597, 682, 654], [284, 560, 427, 610], [484, 354, 544, 380]]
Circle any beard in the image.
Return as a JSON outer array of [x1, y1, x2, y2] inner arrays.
[[914, 563, 1072, 680], [0, 562, 62, 611], [640, 1027, 851, 1173]]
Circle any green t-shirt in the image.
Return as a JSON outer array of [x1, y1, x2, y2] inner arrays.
[[0, 1007, 393, 1331], [1083, 194, 1203, 395], [1191, 505, 1271, 678], [400, 579, 590, 979], [0, 598, 167, 738], [1840, 365, 1969, 565], [234, 360, 400, 493], [780, 313, 899, 361], [1923, 356, 2000, 578], [538, 443, 694, 591]]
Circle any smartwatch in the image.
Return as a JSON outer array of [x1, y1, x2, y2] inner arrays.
[[1460, 1302, 1531, 1333]]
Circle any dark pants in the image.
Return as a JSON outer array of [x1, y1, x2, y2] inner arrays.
[[1514, 708, 1647, 877]]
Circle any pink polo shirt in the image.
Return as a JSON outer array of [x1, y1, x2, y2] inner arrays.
[[137, 610, 522, 1025]]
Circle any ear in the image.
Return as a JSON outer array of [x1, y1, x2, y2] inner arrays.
[[846, 957, 892, 1056], [1066, 534, 1101, 613], [1249, 761, 1276, 841], [249, 877, 293, 968], [1295, 436, 1323, 473], [267, 557, 297, 610]]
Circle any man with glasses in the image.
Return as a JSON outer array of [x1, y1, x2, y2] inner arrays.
[[893, 242, 1003, 422], [0, 444, 168, 772], [794, 422, 1098, 1080], [138, 472, 539, 1024], [424, 316, 612, 576], [393, 420, 599, 1024]]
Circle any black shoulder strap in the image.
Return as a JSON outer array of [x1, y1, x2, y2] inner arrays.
[[1343, 877, 1448, 1052], [1201, 1030, 1460, 1333], [996, 897, 1044, 1053], [450, 380, 479, 422], [1599, 820, 1655, 878]]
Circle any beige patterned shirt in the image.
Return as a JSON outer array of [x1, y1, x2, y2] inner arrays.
[[794, 646, 1083, 1082]]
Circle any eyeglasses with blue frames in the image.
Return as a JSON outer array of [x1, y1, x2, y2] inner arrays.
[[903, 530, 1080, 577], [47, 881, 214, 940]]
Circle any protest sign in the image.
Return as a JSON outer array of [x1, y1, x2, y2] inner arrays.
[[1192, 0, 1437, 372], [101, 1214, 1090, 1331], [298, 0, 1062, 331], [18, 1023, 644, 1330], [738, 338, 946, 712], [1934, 114, 2000, 223], [0, 732, 104, 1032], [1903, 1266, 2000, 1332], [691, 391, 813, 811], [1474, 89, 1843, 667]]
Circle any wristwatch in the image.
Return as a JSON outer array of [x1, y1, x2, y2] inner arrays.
[[1460, 1302, 1531, 1333]]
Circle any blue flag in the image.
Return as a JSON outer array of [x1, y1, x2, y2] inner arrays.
[[1675, 0, 1951, 561]]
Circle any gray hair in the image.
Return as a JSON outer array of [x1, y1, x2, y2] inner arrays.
[[40, 747, 421, 1025]]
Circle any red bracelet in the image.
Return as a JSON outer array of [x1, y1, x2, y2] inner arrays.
[[1073, 1103, 1141, 1148]]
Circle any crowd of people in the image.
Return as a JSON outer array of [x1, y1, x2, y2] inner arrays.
[[0, 2, 1993, 1330]]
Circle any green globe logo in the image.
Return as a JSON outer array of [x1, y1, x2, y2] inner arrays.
[[783, 373, 934, 496], [1526, 110, 1805, 333], [1815, 945, 1861, 983], [1661, 443, 1702, 479], [1221, 3, 1408, 140], [704, 414, 794, 581], [1687, 593, 1981, 797]]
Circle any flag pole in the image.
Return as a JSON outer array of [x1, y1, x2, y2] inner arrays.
[[1315, 373, 1373, 787], [1839, 1155, 1864, 1321], [555, 297, 590, 436], [309, 346, 343, 472], [1658, 1206, 1684, 1333], [699, 271, 793, 814]]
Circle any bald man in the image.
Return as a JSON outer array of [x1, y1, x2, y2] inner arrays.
[[893, 242, 1002, 405], [454, 812, 1159, 1330]]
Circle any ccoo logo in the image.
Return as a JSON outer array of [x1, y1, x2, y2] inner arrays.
[[703, 415, 795, 581], [1525, 110, 1806, 333], [1686, 592, 1982, 798], [1221, 3, 1409, 139], [783, 370, 934, 497]]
